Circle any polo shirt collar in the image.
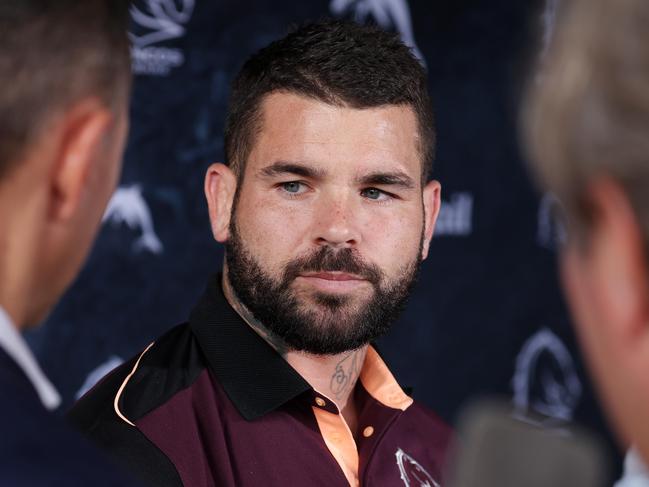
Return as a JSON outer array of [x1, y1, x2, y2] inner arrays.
[[189, 274, 413, 420], [0, 306, 61, 410], [189, 275, 311, 421]]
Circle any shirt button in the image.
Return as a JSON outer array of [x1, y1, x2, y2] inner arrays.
[[362, 426, 374, 438], [315, 397, 326, 407]]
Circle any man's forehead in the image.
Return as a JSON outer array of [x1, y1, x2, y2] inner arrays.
[[247, 92, 422, 178]]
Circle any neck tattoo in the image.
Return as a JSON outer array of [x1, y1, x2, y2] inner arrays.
[[330, 350, 364, 400]]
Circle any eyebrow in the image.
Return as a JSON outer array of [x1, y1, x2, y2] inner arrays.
[[356, 171, 416, 190], [258, 161, 416, 190], [258, 161, 326, 180]]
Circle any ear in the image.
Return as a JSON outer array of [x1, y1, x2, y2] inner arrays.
[[567, 178, 649, 345], [421, 179, 442, 260], [49, 99, 114, 222], [204, 163, 237, 242]]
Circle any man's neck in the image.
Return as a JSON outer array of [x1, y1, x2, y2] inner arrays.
[[221, 271, 367, 432], [285, 347, 367, 434], [0, 155, 53, 331], [0, 213, 34, 331]]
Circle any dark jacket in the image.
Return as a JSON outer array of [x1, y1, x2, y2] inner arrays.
[[0, 347, 141, 487]]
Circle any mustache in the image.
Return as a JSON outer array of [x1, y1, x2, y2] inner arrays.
[[282, 247, 383, 285]]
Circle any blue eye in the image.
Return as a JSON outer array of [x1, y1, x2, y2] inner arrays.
[[281, 181, 304, 194], [361, 188, 384, 200]]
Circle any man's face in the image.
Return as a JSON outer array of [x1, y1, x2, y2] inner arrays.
[[225, 92, 439, 354]]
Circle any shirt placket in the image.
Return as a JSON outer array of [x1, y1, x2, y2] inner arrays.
[[311, 391, 360, 487], [356, 396, 403, 486], [310, 389, 403, 487]]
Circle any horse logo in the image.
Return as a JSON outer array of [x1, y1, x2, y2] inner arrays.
[[512, 328, 582, 423], [330, 0, 426, 66], [396, 448, 440, 487]]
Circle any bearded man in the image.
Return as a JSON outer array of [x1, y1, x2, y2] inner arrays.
[[70, 19, 452, 487]]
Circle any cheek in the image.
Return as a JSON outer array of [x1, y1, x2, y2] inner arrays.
[[234, 189, 313, 264], [360, 209, 423, 268]]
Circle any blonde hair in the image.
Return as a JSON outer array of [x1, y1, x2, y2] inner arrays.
[[524, 0, 649, 239]]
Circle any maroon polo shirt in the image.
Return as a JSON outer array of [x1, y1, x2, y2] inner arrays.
[[70, 276, 452, 486]]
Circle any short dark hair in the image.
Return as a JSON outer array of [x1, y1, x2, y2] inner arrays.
[[224, 19, 435, 183], [0, 0, 132, 177]]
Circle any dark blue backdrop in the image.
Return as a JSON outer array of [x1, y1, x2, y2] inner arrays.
[[26, 0, 621, 480]]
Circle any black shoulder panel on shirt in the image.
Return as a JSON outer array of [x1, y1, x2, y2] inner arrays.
[[75, 404, 183, 487], [68, 322, 207, 487], [121, 322, 207, 421]]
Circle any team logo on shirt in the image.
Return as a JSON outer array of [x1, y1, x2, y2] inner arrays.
[[396, 448, 440, 487]]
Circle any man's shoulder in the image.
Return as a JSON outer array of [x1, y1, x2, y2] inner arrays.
[[404, 398, 454, 446], [0, 411, 142, 486], [70, 322, 205, 430], [385, 399, 454, 484], [408, 399, 452, 427], [68, 322, 204, 487], [0, 360, 142, 486]]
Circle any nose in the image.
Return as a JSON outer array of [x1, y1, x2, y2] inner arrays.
[[312, 193, 360, 248]]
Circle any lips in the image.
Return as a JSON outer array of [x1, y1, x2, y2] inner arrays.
[[281, 246, 383, 288], [295, 272, 369, 293], [300, 272, 365, 281]]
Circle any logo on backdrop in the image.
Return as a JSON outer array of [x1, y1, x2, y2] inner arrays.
[[103, 185, 164, 255], [330, 0, 426, 66], [512, 328, 582, 423], [129, 0, 195, 76], [435, 192, 473, 237], [540, 0, 560, 59], [537, 192, 567, 250], [535, 0, 561, 84], [396, 448, 440, 487]]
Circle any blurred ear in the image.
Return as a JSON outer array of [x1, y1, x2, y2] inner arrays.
[[48, 98, 114, 222], [204, 163, 237, 242], [565, 178, 649, 345], [421, 179, 441, 259]]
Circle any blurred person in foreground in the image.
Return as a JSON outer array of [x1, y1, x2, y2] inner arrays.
[[0, 1, 139, 485], [525, 0, 649, 484], [70, 19, 452, 487]]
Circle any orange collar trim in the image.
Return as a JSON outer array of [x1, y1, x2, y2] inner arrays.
[[359, 347, 413, 411]]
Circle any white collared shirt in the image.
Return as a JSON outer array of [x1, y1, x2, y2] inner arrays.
[[0, 307, 61, 410], [616, 449, 649, 487]]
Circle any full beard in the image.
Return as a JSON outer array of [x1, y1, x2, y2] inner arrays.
[[225, 220, 423, 355]]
